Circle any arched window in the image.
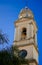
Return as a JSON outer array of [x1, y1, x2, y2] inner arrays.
[[21, 28, 26, 40]]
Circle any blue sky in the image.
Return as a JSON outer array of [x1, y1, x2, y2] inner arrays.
[[0, 0, 42, 65]]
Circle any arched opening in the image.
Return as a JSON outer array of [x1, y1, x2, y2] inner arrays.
[[21, 28, 26, 40]]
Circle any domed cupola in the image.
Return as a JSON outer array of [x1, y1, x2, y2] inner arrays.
[[19, 7, 34, 19]]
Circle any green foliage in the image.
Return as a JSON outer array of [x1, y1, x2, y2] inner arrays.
[[0, 50, 12, 65], [0, 46, 29, 65]]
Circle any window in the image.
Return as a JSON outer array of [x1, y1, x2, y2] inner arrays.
[[18, 49, 27, 58], [21, 28, 26, 40]]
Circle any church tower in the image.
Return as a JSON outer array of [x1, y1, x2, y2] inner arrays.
[[13, 7, 38, 65]]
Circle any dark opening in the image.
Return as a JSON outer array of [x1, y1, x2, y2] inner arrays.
[[22, 28, 26, 35], [21, 28, 26, 39]]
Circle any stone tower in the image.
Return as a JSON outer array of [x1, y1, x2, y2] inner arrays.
[[13, 7, 38, 65]]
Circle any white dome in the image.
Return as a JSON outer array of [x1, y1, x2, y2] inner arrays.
[[19, 7, 34, 19]]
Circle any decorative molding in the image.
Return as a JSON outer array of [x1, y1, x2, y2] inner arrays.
[[15, 17, 33, 24], [14, 42, 39, 54], [28, 59, 38, 65], [14, 36, 34, 42]]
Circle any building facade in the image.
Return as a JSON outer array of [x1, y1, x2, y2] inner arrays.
[[13, 7, 38, 65]]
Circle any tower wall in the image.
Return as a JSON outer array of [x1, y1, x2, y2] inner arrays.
[[18, 44, 38, 63], [14, 7, 38, 65]]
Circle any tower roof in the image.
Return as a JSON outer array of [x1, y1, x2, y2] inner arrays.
[[19, 7, 34, 19]]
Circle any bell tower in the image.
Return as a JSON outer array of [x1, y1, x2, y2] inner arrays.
[[13, 7, 38, 65]]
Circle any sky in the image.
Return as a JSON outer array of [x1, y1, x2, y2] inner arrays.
[[0, 0, 42, 65]]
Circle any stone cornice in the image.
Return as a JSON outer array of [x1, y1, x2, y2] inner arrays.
[[28, 59, 38, 65], [14, 42, 39, 54]]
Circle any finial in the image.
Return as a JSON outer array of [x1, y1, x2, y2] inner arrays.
[[25, 6, 28, 9]]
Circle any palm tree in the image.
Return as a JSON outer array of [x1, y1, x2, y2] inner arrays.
[[0, 30, 29, 65], [0, 45, 29, 65], [0, 31, 9, 44]]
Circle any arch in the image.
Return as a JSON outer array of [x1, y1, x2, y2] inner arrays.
[[21, 28, 27, 40]]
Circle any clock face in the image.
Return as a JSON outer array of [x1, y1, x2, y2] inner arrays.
[[18, 49, 27, 58]]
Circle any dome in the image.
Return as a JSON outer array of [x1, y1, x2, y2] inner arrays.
[[19, 7, 34, 19]]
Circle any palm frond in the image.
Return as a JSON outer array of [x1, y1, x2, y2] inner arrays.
[[0, 31, 9, 44]]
